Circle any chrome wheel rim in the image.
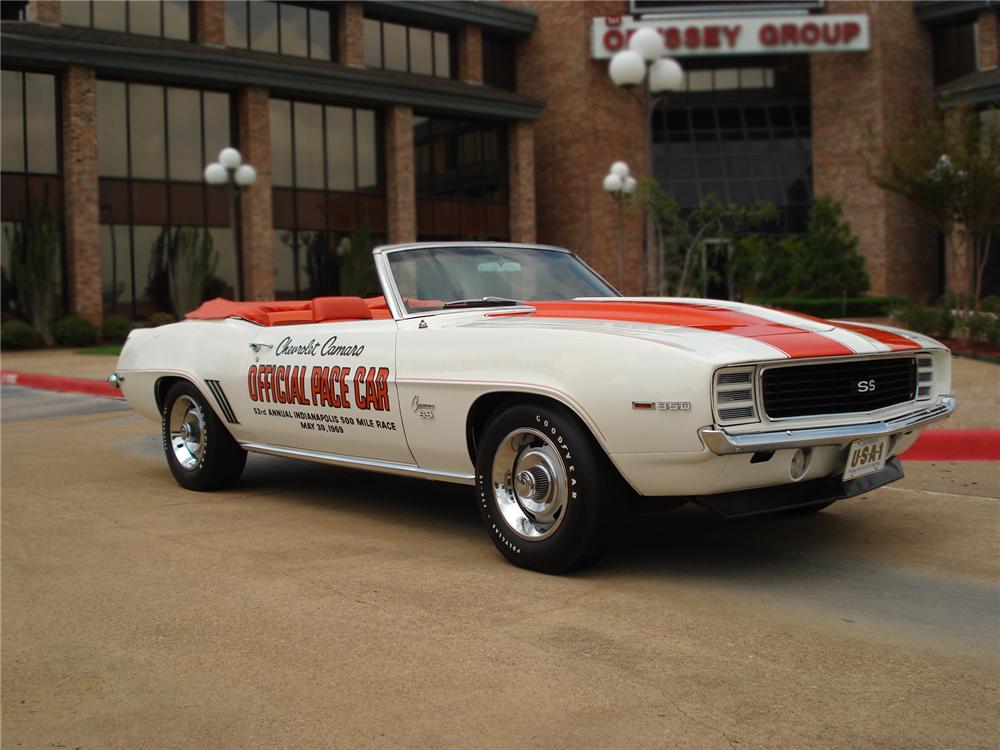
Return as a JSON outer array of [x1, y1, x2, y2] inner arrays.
[[169, 395, 206, 470], [491, 427, 568, 541]]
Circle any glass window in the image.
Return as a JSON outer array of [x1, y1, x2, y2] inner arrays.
[[101, 224, 132, 315], [483, 33, 515, 90], [434, 32, 450, 78], [128, 0, 160, 37], [382, 22, 407, 72], [310, 8, 331, 60], [163, 0, 189, 40], [128, 84, 166, 179], [356, 109, 377, 191], [59, 1, 91, 26], [24, 73, 58, 174], [293, 102, 324, 189], [409, 28, 433, 76], [326, 106, 355, 192], [97, 80, 128, 178], [92, 0, 126, 31], [249, 1, 278, 53], [933, 22, 976, 86], [202, 92, 231, 167], [2, 70, 25, 173], [225, 0, 248, 48], [280, 3, 308, 57], [270, 99, 293, 187], [365, 17, 453, 77], [167, 88, 201, 181], [364, 18, 382, 67]]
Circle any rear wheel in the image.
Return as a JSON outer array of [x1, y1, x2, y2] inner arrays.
[[161, 381, 246, 491], [475, 402, 622, 573]]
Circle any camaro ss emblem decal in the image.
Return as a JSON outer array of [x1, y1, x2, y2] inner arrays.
[[857, 379, 877, 393], [632, 401, 692, 411], [412, 396, 435, 420]]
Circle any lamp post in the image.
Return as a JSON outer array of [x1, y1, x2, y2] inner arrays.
[[204, 147, 256, 299], [608, 28, 684, 295], [602, 161, 637, 292]]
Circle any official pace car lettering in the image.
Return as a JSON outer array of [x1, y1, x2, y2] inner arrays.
[[248, 364, 390, 411]]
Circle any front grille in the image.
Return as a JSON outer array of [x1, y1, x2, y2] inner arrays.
[[762, 357, 917, 418]]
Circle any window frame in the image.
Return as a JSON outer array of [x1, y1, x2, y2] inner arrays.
[[363, 15, 455, 79], [60, 0, 194, 41]]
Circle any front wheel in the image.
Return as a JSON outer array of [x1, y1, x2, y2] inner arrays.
[[161, 381, 246, 491], [475, 402, 622, 573]]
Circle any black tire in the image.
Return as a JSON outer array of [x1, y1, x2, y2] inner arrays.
[[161, 381, 246, 491], [475, 402, 623, 573]]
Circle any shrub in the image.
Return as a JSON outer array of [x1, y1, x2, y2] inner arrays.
[[102, 314, 134, 343], [751, 296, 907, 319], [146, 312, 177, 327], [53, 315, 98, 347], [980, 296, 1000, 314], [896, 305, 955, 340], [964, 312, 1000, 347], [0, 320, 42, 350]]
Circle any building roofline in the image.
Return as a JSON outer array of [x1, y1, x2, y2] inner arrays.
[[915, 0, 995, 25], [0, 23, 545, 121], [364, 1, 537, 36]]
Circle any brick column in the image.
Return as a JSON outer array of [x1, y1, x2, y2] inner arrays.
[[61, 66, 102, 327], [458, 24, 483, 84], [237, 86, 274, 300], [811, 0, 936, 299], [195, 1, 225, 46], [508, 120, 536, 244], [978, 10, 999, 70], [338, 2, 365, 67], [26, 1, 59, 22], [385, 105, 416, 244]]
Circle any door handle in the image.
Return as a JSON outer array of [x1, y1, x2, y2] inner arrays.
[[249, 343, 273, 353]]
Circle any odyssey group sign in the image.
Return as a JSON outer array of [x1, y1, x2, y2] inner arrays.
[[591, 14, 870, 59]]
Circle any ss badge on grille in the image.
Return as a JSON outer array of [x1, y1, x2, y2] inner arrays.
[[857, 379, 877, 393]]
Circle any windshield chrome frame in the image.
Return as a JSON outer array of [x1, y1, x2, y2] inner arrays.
[[372, 242, 621, 321]]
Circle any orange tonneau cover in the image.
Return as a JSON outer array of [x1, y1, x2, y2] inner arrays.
[[187, 296, 391, 325]]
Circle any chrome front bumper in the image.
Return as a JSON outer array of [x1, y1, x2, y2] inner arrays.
[[700, 396, 956, 455]]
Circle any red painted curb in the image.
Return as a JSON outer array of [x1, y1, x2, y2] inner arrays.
[[1, 370, 123, 400], [900, 429, 1000, 462]]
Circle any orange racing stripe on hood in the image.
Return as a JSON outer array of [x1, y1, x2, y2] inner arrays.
[[833, 322, 922, 352], [524, 300, 855, 359]]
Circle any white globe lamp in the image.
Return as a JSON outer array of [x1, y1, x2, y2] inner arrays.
[[649, 57, 685, 93], [609, 50, 646, 87], [622, 176, 637, 194], [218, 147, 242, 170], [234, 164, 257, 187], [629, 27, 665, 62], [602, 173, 623, 193], [203, 162, 228, 185], [610, 161, 630, 179]]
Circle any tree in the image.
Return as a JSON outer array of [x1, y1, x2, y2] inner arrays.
[[2, 185, 61, 345], [866, 101, 1000, 309], [639, 179, 778, 296]]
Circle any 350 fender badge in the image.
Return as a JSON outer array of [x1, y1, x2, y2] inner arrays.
[[632, 401, 692, 411], [412, 395, 435, 420]]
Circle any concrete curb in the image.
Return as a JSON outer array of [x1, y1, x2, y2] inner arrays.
[[1, 370, 123, 400]]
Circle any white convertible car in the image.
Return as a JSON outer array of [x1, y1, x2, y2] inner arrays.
[[112, 242, 954, 572]]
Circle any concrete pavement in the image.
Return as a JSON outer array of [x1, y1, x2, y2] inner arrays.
[[1, 385, 997, 749]]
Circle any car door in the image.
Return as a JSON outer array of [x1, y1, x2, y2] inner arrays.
[[241, 318, 414, 464]]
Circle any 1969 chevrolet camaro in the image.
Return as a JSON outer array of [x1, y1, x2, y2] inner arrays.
[[112, 242, 955, 572]]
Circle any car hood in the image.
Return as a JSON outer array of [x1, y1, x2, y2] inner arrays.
[[453, 298, 926, 360]]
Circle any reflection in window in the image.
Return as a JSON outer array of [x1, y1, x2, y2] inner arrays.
[[225, 1, 334, 60], [483, 33, 517, 91], [413, 115, 509, 240], [61, 1, 191, 40], [364, 17, 452, 78], [95, 81, 238, 316], [269, 98, 385, 299], [269, 99, 380, 192], [2, 70, 59, 174]]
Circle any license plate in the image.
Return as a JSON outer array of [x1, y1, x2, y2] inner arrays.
[[843, 436, 889, 481]]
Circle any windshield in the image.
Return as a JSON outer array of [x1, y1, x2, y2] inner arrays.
[[385, 245, 618, 315]]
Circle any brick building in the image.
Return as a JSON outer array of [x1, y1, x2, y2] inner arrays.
[[1, 0, 997, 327]]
